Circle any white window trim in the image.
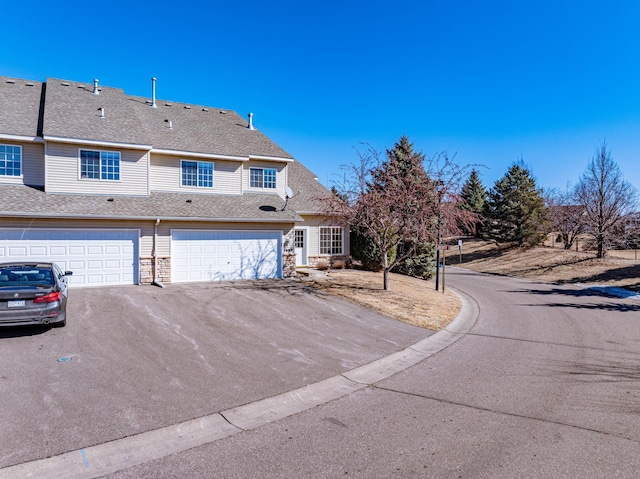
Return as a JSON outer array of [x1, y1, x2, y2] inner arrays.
[[180, 160, 214, 189], [249, 167, 278, 190], [0, 143, 23, 178], [78, 148, 121, 182], [319, 226, 344, 256]]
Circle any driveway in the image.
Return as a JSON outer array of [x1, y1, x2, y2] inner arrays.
[[0, 280, 430, 470]]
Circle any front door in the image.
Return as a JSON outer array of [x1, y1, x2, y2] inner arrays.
[[294, 229, 308, 266]]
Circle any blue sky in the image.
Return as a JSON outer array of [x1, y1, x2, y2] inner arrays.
[[2, 0, 639, 192]]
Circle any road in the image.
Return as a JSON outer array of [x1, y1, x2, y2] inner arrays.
[[107, 268, 640, 478]]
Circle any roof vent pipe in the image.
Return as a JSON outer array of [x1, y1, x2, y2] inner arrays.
[[165, 119, 172, 129], [93, 79, 99, 95], [98, 107, 105, 118], [247, 112, 254, 130], [151, 77, 157, 108]]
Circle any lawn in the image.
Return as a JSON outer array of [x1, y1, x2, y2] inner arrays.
[[302, 269, 461, 331]]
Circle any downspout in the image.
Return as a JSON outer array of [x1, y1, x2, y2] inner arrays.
[[153, 218, 165, 288]]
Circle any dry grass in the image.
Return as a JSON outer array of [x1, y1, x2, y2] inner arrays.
[[303, 270, 461, 331], [459, 238, 640, 292]]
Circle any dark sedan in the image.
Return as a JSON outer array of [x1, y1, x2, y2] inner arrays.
[[0, 262, 72, 327]]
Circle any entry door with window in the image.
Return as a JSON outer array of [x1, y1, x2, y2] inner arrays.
[[294, 229, 308, 266]]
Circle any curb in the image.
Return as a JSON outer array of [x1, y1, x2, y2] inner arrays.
[[0, 287, 479, 479]]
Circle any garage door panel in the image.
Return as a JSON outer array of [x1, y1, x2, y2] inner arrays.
[[0, 229, 138, 287], [172, 230, 281, 283]]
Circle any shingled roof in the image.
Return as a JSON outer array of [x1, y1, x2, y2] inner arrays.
[[0, 77, 44, 139], [0, 185, 301, 222], [41, 78, 294, 158], [286, 160, 334, 214]]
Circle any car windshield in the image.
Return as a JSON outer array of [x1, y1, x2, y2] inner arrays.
[[0, 266, 55, 287]]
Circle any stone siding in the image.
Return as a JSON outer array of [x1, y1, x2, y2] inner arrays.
[[140, 256, 171, 285]]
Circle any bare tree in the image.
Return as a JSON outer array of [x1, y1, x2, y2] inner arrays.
[[544, 187, 585, 250], [574, 141, 638, 258], [322, 137, 437, 290], [425, 152, 477, 290], [323, 136, 477, 291]]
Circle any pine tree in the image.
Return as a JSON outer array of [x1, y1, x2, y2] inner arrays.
[[460, 169, 487, 236], [486, 162, 546, 246]]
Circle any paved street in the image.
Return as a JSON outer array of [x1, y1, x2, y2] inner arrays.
[[109, 269, 640, 478], [3, 269, 640, 478]]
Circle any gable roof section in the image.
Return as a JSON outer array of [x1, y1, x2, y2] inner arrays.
[[131, 95, 293, 159], [0, 77, 43, 140], [43, 79, 151, 148], [286, 160, 334, 214], [39, 77, 294, 159]]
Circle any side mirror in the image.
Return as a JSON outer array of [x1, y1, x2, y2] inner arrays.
[[64, 271, 73, 276]]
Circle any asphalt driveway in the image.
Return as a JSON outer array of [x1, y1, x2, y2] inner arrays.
[[0, 279, 430, 470]]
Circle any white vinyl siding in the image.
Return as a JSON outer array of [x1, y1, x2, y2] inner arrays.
[[45, 142, 148, 195], [298, 215, 350, 258], [244, 161, 287, 197], [0, 141, 44, 186], [22, 142, 45, 186], [150, 154, 241, 194]]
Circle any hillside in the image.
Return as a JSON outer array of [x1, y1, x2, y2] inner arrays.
[[455, 239, 640, 293]]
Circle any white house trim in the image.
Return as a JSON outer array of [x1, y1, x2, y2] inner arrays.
[[0, 133, 44, 143], [249, 155, 294, 163], [152, 149, 248, 162], [43, 136, 152, 151]]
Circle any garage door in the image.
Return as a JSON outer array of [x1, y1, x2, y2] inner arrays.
[[0, 229, 139, 287], [172, 230, 282, 283]]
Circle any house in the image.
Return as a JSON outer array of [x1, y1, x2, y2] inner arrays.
[[0, 76, 348, 286]]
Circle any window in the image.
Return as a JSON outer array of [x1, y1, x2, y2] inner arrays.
[[294, 229, 305, 248], [250, 167, 277, 189], [320, 227, 343, 255], [181, 160, 213, 188], [80, 150, 120, 181], [0, 144, 21, 177]]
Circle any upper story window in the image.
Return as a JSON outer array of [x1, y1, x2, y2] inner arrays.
[[320, 227, 344, 255], [80, 149, 120, 181], [181, 160, 213, 188], [0, 144, 21, 177], [250, 167, 277, 189]]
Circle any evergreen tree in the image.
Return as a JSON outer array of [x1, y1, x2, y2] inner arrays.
[[486, 162, 546, 246], [460, 169, 487, 236]]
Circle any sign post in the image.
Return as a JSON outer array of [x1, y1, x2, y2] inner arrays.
[[458, 239, 463, 265], [442, 245, 446, 292]]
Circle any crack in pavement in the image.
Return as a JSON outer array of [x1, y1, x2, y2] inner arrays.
[[373, 384, 640, 444]]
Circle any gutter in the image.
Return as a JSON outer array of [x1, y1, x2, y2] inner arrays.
[[0, 212, 305, 223], [43, 135, 153, 151]]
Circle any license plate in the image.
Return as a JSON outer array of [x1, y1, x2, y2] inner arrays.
[[7, 300, 25, 308]]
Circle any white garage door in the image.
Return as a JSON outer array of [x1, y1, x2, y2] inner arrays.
[[0, 229, 139, 287], [172, 230, 282, 283]]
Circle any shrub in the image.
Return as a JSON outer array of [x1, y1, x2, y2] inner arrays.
[[393, 241, 436, 280], [350, 228, 396, 271], [315, 259, 329, 270], [331, 260, 345, 270]]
